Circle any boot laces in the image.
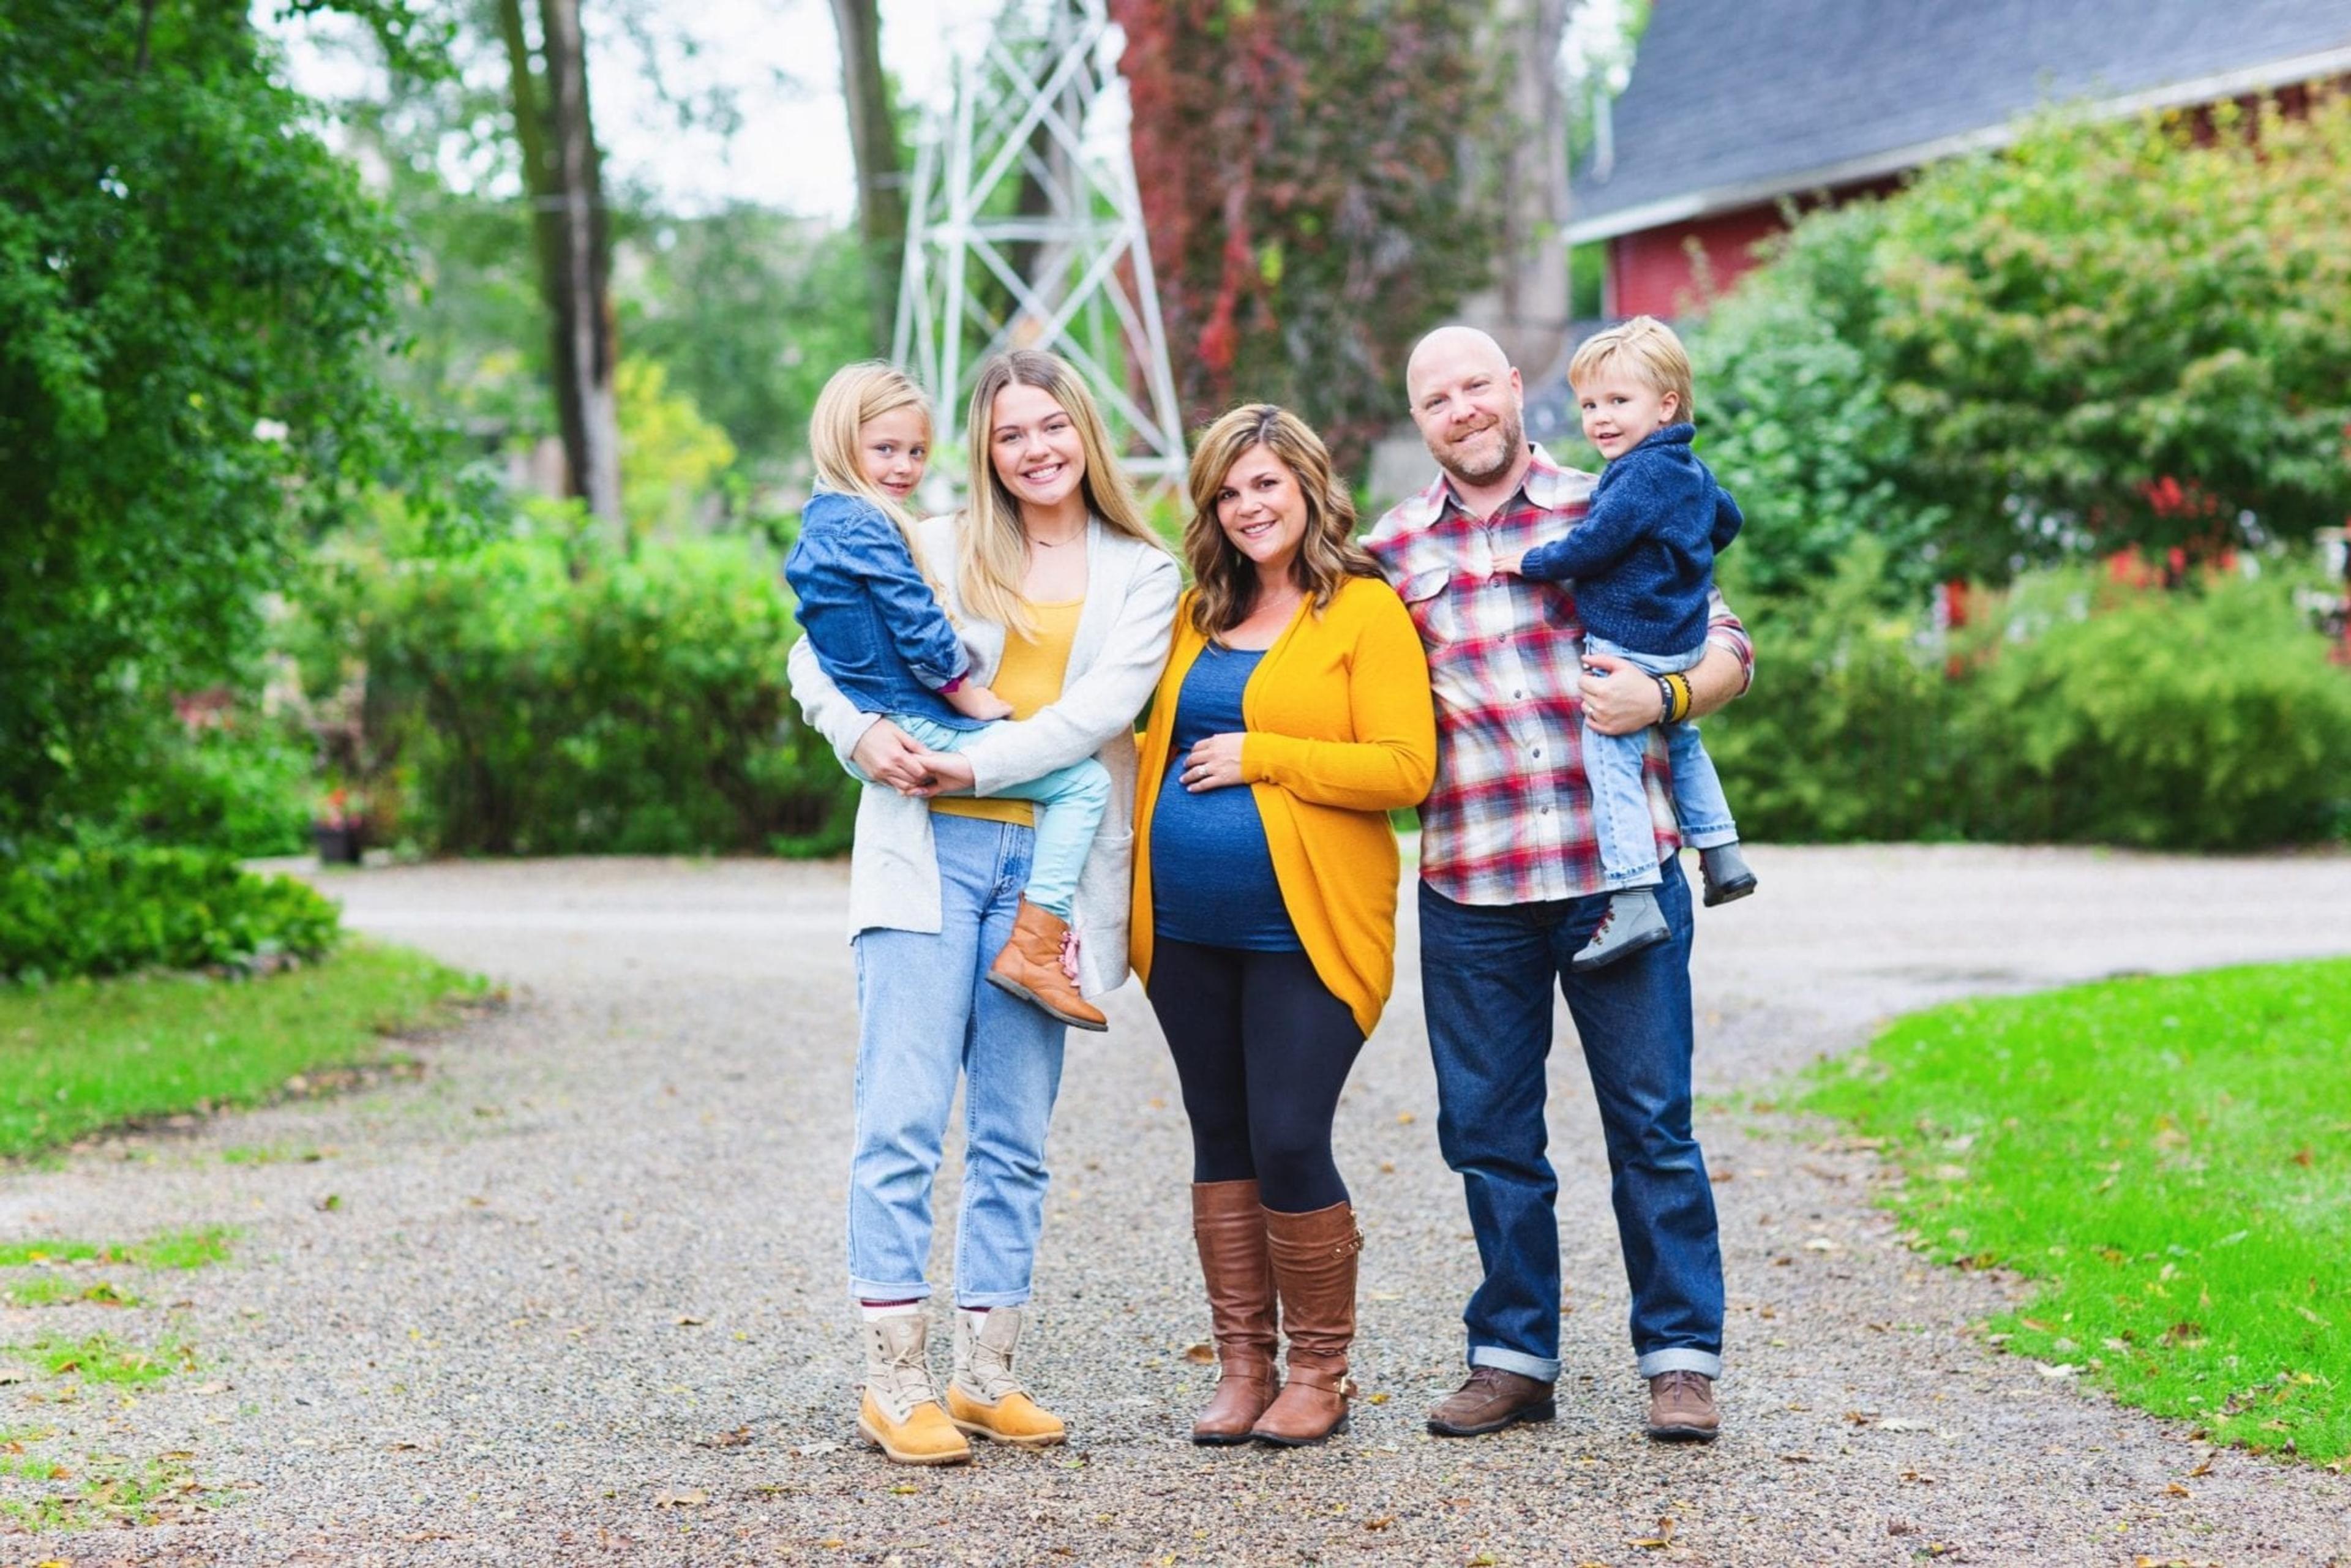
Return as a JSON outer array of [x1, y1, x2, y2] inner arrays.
[[962, 1313, 1028, 1402]]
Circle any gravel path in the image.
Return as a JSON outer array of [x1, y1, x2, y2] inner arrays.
[[4, 846, 2347, 1566]]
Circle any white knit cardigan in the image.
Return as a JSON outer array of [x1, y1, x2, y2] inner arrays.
[[784, 512, 1180, 996]]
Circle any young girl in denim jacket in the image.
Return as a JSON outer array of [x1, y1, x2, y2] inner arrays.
[[786, 362, 1111, 1031]]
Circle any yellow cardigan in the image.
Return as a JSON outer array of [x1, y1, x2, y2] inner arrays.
[[1131, 574, 1438, 1037]]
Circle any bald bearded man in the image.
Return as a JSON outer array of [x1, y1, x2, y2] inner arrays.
[[1365, 326, 1753, 1444]]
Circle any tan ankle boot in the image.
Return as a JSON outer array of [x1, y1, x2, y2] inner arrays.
[[1250, 1201, 1362, 1447], [986, 899, 1108, 1032], [945, 1306, 1066, 1447], [856, 1315, 971, 1466], [1190, 1180, 1279, 1444]]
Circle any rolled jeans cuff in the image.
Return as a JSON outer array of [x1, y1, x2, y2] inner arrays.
[[1637, 1346, 1722, 1380], [953, 1286, 1033, 1310], [1470, 1345, 1562, 1382], [849, 1276, 931, 1305]]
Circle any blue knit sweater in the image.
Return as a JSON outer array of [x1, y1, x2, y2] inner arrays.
[[1518, 424, 1743, 656]]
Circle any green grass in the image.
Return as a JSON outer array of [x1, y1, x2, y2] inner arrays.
[[0, 942, 485, 1158], [0, 1451, 199, 1531], [0, 1278, 139, 1308], [1802, 957, 2351, 1465], [0, 1228, 234, 1270], [6, 1333, 197, 1386]]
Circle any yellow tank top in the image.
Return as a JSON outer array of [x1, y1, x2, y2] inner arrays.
[[931, 598, 1084, 828]]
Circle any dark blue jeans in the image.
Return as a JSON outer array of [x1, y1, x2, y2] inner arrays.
[[1419, 857, 1723, 1381]]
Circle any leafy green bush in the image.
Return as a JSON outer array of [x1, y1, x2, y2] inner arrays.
[[1960, 571, 2351, 849], [0, 844, 342, 985], [309, 523, 853, 856], [1707, 560, 2351, 849], [108, 722, 316, 858]]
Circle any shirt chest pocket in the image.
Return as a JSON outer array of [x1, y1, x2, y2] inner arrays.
[[1398, 566, 1464, 648]]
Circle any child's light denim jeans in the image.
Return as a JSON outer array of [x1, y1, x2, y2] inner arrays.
[[1581, 634, 1740, 891], [862, 712, 1110, 920]]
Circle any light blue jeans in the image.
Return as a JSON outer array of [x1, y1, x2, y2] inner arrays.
[[869, 713, 1109, 920], [848, 813, 1068, 1307], [1583, 634, 1740, 890]]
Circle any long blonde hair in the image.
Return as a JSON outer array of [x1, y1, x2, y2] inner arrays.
[[959, 350, 1169, 637], [1183, 404, 1381, 640], [809, 362, 944, 593]]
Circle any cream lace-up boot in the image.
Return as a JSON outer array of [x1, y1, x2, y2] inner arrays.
[[856, 1315, 971, 1465], [945, 1306, 1067, 1447]]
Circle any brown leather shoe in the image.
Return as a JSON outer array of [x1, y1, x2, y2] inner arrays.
[[1425, 1365, 1557, 1437], [1248, 1201, 1362, 1447], [1644, 1370, 1720, 1442], [1188, 1180, 1279, 1445], [985, 899, 1108, 1031]]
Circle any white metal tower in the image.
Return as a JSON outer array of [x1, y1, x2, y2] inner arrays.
[[893, 0, 1187, 487]]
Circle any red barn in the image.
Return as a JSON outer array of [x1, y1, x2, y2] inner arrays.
[[1569, 0, 2351, 320]]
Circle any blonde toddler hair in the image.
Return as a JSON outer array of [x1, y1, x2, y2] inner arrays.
[[1568, 315, 1697, 424]]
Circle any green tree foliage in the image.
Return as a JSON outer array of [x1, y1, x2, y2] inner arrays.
[[623, 212, 873, 482], [1116, 0, 1502, 467], [0, 1, 429, 836], [1695, 93, 2351, 595]]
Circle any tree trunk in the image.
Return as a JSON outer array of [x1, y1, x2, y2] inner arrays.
[[1493, 0, 1576, 378], [827, 0, 907, 356], [498, 0, 623, 527]]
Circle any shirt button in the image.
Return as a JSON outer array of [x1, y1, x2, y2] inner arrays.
[[1513, 689, 1524, 699], [1531, 748, 1542, 759]]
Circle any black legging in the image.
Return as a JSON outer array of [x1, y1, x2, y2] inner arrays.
[[1144, 938, 1366, 1214]]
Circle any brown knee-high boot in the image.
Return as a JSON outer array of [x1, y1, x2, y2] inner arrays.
[[1190, 1180, 1280, 1444], [1250, 1200, 1362, 1447]]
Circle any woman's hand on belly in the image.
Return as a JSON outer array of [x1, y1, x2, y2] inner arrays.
[[1179, 732, 1247, 792]]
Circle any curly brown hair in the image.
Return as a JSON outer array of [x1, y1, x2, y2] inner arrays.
[[1183, 405, 1382, 640]]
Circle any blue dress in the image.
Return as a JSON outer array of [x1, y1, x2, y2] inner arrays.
[[1149, 647, 1300, 951]]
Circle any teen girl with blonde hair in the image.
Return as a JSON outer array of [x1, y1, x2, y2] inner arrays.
[[787, 351, 1179, 1466]]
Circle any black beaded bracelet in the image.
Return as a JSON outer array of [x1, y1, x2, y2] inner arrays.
[[1653, 674, 1677, 725]]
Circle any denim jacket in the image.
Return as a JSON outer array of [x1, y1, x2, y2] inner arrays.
[[784, 486, 983, 731]]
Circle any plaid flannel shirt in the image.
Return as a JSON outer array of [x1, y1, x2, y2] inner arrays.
[[1366, 445, 1754, 907]]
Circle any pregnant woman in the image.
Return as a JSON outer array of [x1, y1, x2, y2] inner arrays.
[[1131, 405, 1436, 1447]]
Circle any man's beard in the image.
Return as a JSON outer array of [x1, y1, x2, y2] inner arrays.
[[1437, 407, 1526, 487]]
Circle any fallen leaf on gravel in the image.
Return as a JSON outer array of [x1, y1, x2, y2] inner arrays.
[[402, 1532, 454, 1542], [2162, 1482, 2190, 1498], [1899, 1469, 1936, 1485], [2186, 1458, 2213, 1477], [890, 1484, 918, 1495], [654, 1486, 710, 1508], [820, 1537, 845, 1548], [1362, 1517, 1393, 1531], [388, 1441, 421, 1452], [1182, 1343, 1215, 1365], [1396, 1111, 1415, 1125], [1367, 1392, 1390, 1405], [1629, 1515, 1678, 1548], [673, 1315, 707, 1327], [1923, 1546, 1959, 1560], [696, 1426, 753, 1449], [1843, 1410, 1875, 1425], [315, 1194, 342, 1212], [1778, 1452, 1816, 1463]]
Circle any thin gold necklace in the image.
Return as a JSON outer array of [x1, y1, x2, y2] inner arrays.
[[1025, 519, 1087, 549]]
